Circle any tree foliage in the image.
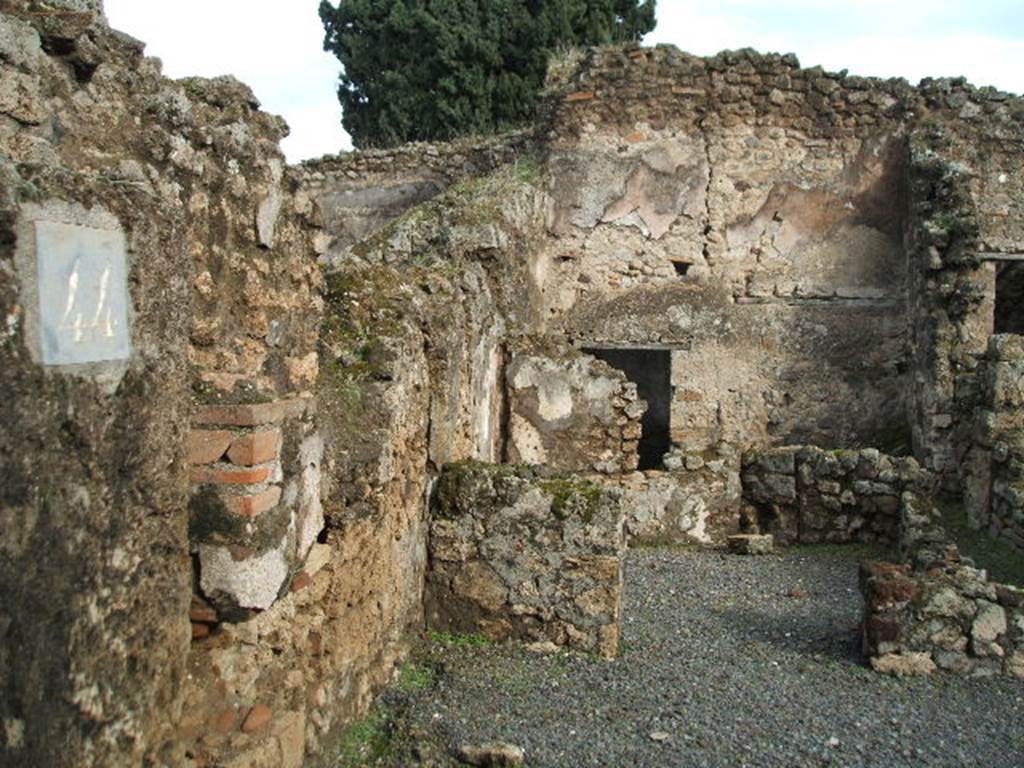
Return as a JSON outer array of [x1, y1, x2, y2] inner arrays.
[[319, 0, 657, 148]]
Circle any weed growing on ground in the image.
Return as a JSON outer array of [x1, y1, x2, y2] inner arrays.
[[395, 662, 435, 693], [429, 631, 492, 648], [939, 502, 1024, 586], [336, 710, 396, 767]]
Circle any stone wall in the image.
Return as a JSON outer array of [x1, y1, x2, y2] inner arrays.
[[861, 492, 1024, 677], [0, 2, 322, 764], [966, 335, 1024, 551], [598, 447, 742, 545], [536, 46, 1024, 479], [537, 47, 918, 458], [741, 446, 934, 544], [506, 341, 645, 474], [426, 462, 626, 659], [298, 131, 530, 269], [3, 7, 1024, 762]]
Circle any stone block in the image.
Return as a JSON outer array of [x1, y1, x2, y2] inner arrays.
[[458, 742, 525, 767], [0, 70, 43, 124], [727, 534, 774, 555], [870, 652, 937, 677], [199, 543, 289, 611], [972, 601, 1007, 643]]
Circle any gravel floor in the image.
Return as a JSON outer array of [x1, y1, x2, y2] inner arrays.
[[375, 547, 1024, 768]]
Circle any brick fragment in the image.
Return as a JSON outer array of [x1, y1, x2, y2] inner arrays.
[[191, 622, 211, 640], [189, 601, 218, 624], [871, 576, 920, 606], [214, 709, 237, 734], [222, 486, 282, 518], [227, 429, 281, 466], [565, 91, 595, 103], [186, 430, 233, 465], [242, 704, 272, 734], [190, 465, 272, 486], [193, 398, 309, 428]]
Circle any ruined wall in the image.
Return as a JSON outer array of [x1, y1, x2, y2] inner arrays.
[[298, 132, 529, 269], [427, 461, 626, 659], [967, 335, 1024, 552], [903, 85, 1024, 485], [0, 2, 316, 764], [3, 7, 1024, 760], [861, 492, 1024, 678], [742, 446, 934, 544], [538, 47, 915, 458], [506, 340, 645, 474], [304, 46, 1024, 551]]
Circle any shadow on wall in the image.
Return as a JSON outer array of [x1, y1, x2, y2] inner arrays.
[[584, 347, 671, 470], [995, 262, 1024, 335]]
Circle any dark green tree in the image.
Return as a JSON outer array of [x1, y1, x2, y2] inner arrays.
[[319, 0, 657, 148]]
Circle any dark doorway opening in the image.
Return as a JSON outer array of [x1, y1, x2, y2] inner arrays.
[[995, 262, 1024, 335], [584, 347, 672, 470]]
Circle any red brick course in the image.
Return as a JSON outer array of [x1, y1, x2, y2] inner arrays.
[[186, 430, 234, 465], [192, 398, 309, 428], [227, 429, 281, 466], [190, 465, 272, 486], [222, 486, 282, 518]]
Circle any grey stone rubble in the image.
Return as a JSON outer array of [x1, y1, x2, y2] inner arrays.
[[861, 491, 1024, 677], [426, 462, 626, 659], [376, 547, 1024, 768]]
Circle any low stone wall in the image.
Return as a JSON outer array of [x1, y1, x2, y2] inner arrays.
[[861, 493, 1024, 677], [741, 446, 934, 544], [506, 343, 646, 475], [426, 462, 626, 659], [597, 448, 741, 545]]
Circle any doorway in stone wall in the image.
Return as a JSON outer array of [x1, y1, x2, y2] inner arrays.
[[583, 347, 672, 470], [995, 261, 1024, 334]]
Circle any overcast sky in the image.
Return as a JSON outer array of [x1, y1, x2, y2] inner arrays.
[[104, 1, 1024, 163]]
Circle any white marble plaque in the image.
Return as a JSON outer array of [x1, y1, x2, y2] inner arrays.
[[35, 220, 131, 365]]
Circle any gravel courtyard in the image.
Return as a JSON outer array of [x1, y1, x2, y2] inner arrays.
[[355, 547, 1024, 767]]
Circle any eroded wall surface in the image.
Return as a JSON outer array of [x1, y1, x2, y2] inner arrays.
[[3, 6, 1024, 763], [540, 48, 916, 456], [0, 1, 317, 764], [427, 462, 626, 659]]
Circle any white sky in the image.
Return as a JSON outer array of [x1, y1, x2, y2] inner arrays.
[[103, 1, 1024, 163]]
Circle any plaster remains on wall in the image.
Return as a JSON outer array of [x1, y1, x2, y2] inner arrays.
[[2, 3, 1024, 767]]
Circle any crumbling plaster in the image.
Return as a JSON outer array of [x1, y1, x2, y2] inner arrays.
[[3, 2, 1024, 765]]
